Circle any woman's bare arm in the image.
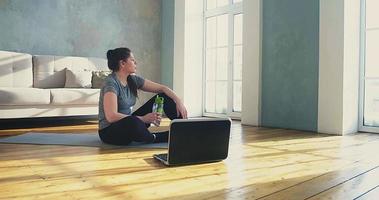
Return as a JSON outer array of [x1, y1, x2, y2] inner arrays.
[[141, 79, 188, 118], [103, 92, 127, 123]]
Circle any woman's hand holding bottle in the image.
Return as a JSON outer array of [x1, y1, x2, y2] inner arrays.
[[139, 113, 161, 125]]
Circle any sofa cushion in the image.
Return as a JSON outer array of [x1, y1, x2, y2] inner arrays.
[[0, 51, 33, 88], [65, 69, 92, 88], [33, 55, 108, 88], [50, 88, 100, 105], [0, 87, 50, 105], [92, 71, 111, 88]]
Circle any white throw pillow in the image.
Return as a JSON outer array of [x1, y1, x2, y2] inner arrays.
[[65, 68, 92, 88]]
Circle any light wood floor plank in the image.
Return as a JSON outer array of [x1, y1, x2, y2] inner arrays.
[[355, 185, 379, 200], [307, 165, 379, 199]]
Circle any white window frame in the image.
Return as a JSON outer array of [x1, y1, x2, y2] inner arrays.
[[202, 0, 243, 119], [359, 0, 379, 133]]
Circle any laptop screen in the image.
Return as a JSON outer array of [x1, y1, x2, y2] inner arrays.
[[167, 118, 231, 165]]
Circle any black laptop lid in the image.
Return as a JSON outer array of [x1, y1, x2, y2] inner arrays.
[[167, 118, 231, 165]]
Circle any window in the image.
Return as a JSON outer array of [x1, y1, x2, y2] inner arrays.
[[360, 0, 379, 133], [204, 0, 243, 118]]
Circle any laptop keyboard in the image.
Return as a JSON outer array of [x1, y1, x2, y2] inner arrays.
[[156, 153, 168, 161]]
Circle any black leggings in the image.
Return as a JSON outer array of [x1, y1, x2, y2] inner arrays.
[[99, 93, 182, 145]]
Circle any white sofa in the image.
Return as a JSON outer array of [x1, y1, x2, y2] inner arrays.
[[0, 50, 109, 119]]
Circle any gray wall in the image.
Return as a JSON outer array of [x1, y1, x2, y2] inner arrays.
[[0, 0, 161, 83], [161, 0, 174, 88], [262, 0, 319, 131]]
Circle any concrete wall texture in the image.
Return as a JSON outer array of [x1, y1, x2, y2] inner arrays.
[[0, 0, 161, 84], [161, 0, 174, 88], [262, 0, 319, 131]]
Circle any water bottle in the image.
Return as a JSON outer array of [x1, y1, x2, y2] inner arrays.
[[152, 95, 164, 126]]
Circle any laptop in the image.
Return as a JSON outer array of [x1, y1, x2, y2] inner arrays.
[[153, 117, 231, 166]]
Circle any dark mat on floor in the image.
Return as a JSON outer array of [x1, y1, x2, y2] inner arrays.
[[0, 132, 168, 148]]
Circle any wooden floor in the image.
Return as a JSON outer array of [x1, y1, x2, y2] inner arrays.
[[1, 119, 379, 200]]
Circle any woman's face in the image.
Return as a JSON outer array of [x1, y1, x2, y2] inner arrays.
[[121, 53, 137, 74]]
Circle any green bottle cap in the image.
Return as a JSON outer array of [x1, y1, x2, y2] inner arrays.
[[155, 95, 164, 104]]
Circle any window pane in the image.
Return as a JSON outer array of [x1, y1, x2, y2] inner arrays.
[[364, 79, 379, 126], [204, 3, 243, 117], [366, 30, 379, 77], [206, 17, 217, 48], [207, 0, 216, 10], [205, 81, 216, 113], [206, 49, 216, 81], [208, 0, 229, 9], [217, 14, 228, 47], [216, 81, 227, 113], [234, 14, 243, 45], [366, 0, 379, 29], [233, 81, 242, 112], [233, 45, 242, 80], [217, 0, 229, 7], [216, 47, 228, 80]]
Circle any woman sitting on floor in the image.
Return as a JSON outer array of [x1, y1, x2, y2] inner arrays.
[[98, 47, 188, 145]]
